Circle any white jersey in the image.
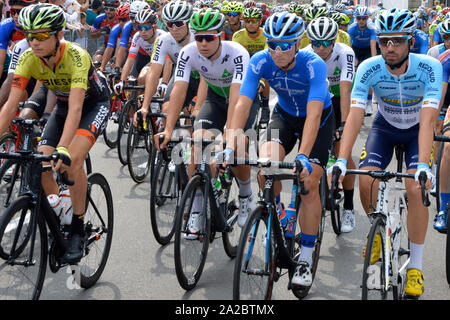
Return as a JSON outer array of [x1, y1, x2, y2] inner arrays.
[[128, 29, 165, 59], [8, 39, 29, 74], [151, 32, 195, 65], [174, 41, 249, 98], [304, 42, 355, 97]]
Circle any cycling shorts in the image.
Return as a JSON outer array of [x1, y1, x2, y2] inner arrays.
[[23, 84, 47, 118], [193, 87, 258, 134], [39, 99, 110, 148], [163, 75, 200, 108], [353, 46, 372, 65], [261, 104, 334, 169], [359, 113, 421, 170], [130, 51, 150, 78], [331, 96, 342, 130]]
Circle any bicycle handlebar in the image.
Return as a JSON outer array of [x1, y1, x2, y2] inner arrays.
[[434, 134, 450, 143]]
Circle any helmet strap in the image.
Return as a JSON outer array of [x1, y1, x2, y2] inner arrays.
[[176, 28, 190, 44], [280, 46, 298, 71], [207, 38, 221, 60]]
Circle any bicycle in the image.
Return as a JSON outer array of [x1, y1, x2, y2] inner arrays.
[[233, 157, 326, 300], [330, 145, 429, 300], [102, 71, 124, 149], [0, 149, 113, 300], [173, 137, 241, 291], [149, 114, 194, 245]]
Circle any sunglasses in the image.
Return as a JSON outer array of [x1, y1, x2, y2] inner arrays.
[[356, 16, 368, 20], [443, 33, 450, 41], [9, 8, 21, 16], [311, 40, 333, 48], [119, 18, 128, 22], [138, 24, 154, 31], [378, 35, 411, 47], [194, 32, 222, 42], [267, 40, 297, 52], [244, 18, 260, 24], [227, 12, 240, 17], [105, 6, 115, 11], [26, 31, 57, 42], [166, 21, 186, 28]]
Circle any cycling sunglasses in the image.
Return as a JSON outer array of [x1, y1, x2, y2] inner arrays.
[[227, 12, 240, 17], [267, 40, 297, 52], [244, 18, 260, 24], [166, 21, 186, 28], [356, 16, 368, 20], [138, 24, 154, 31], [311, 40, 333, 48], [194, 32, 222, 42], [104, 6, 116, 11], [26, 31, 58, 42], [443, 33, 450, 41], [378, 35, 411, 47]]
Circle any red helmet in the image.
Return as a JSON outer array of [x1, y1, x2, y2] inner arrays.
[[9, 0, 39, 6], [115, 3, 130, 20]]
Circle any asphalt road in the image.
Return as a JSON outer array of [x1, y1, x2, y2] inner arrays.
[[4, 101, 450, 301]]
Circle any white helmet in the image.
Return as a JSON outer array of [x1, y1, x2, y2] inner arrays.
[[307, 17, 339, 42], [130, 1, 150, 16], [162, 0, 193, 22]]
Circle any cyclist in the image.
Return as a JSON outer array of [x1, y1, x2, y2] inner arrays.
[[155, 8, 259, 233], [232, 6, 270, 123], [90, 0, 120, 46], [338, 12, 350, 32], [0, 4, 110, 264], [300, 6, 329, 49], [328, 8, 442, 298], [226, 11, 334, 287], [223, 1, 244, 40], [138, 0, 200, 122], [304, 17, 357, 233], [329, 11, 351, 47]]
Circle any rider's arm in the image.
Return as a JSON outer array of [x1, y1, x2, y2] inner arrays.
[[0, 49, 6, 81], [142, 62, 164, 111], [339, 81, 352, 122], [162, 81, 188, 136], [100, 46, 114, 71], [192, 77, 208, 118], [0, 87, 23, 136], [115, 46, 127, 70], [120, 55, 135, 82], [161, 58, 173, 85]]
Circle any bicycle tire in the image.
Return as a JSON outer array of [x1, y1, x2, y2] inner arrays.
[[434, 142, 444, 211], [150, 153, 176, 245], [174, 174, 210, 291], [117, 100, 133, 166], [0, 159, 21, 209], [79, 173, 114, 289], [0, 196, 47, 300], [126, 120, 153, 183], [221, 169, 240, 259], [233, 204, 274, 300], [103, 97, 122, 149], [85, 153, 93, 176], [361, 215, 392, 300]]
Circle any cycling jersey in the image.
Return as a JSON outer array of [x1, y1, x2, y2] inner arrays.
[[433, 28, 444, 44], [444, 104, 450, 133], [91, 13, 120, 43], [152, 32, 195, 64], [174, 41, 249, 99], [412, 29, 429, 54], [0, 18, 26, 50], [12, 41, 110, 104], [8, 39, 28, 74], [128, 29, 165, 59], [223, 20, 244, 41], [119, 21, 138, 49], [439, 49, 450, 84], [347, 22, 377, 48], [106, 23, 123, 49], [427, 42, 447, 59], [351, 53, 443, 129], [304, 42, 355, 97], [232, 27, 267, 57], [240, 49, 332, 117]]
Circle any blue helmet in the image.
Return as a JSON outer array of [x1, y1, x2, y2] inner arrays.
[[263, 11, 305, 41], [376, 8, 416, 35]]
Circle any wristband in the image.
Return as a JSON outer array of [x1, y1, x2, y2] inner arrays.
[[336, 158, 347, 167]]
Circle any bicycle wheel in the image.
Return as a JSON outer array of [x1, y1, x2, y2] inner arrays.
[[233, 204, 274, 300], [84, 153, 92, 176], [78, 173, 114, 289], [222, 169, 240, 259], [103, 97, 122, 149], [117, 100, 133, 166], [0, 196, 47, 300], [0, 160, 21, 209], [126, 120, 153, 183], [150, 153, 176, 245], [362, 215, 392, 300], [0, 132, 18, 165], [174, 175, 210, 290], [434, 142, 444, 210]]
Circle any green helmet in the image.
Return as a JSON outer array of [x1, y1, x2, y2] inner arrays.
[[242, 7, 261, 19], [220, 3, 229, 13], [339, 13, 350, 25], [227, 1, 244, 13], [304, 6, 328, 21], [19, 3, 66, 31], [222, 0, 229, 5], [329, 12, 341, 24], [190, 8, 226, 32]]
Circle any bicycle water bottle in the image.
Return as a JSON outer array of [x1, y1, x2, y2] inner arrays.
[[59, 189, 73, 225], [48, 194, 62, 221], [326, 155, 336, 170], [284, 183, 298, 239]]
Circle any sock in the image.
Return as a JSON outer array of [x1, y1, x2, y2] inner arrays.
[[71, 213, 85, 235], [237, 177, 252, 197], [299, 233, 316, 266], [192, 189, 203, 213], [343, 189, 354, 210], [440, 192, 450, 212], [408, 242, 424, 271]]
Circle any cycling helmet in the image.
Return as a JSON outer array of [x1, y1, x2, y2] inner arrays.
[[376, 8, 416, 35], [355, 6, 369, 17], [339, 13, 350, 25], [263, 11, 305, 41], [244, 1, 256, 8], [135, 8, 158, 24], [439, 18, 450, 36], [104, 0, 120, 7], [115, 3, 130, 20], [304, 6, 328, 21], [130, 1, 150, 16], [19, 3, 66, 31], [311, 0, 327, 8], [9, 0, 38, 6], [437, 13, 446, 23], [307, 17, 338, 41], [335, 3, 346, 12], [162, 0, 193, 22], [329, 11, 342, 24], [242, 7, 262, 19], [227, 1, 244, 13], [190, 8, 225, 32]]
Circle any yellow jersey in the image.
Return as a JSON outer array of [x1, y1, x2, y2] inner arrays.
[[232, 27, 268, 57]]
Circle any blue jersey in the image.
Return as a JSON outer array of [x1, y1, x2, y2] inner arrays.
[[106, 23, 123, 49], [240, 49, 332, 117], [351, 53, 442, 129], [434, 29, 444, 44], [439, 49, 450, 83], [347, 22, 377, 48], [0, 18, 25, 50], [92, 13, 107, 29], [412, 29, 429, 54], [119, 21, 135, 48]]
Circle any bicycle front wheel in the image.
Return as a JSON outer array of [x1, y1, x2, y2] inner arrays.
[[127, 121, 153, 183], [174, 175, 210, 291], [103, 97, 122, 149], [233, 205, 274, 300], [0, 196, 47, 300], [117, 100, 133, 166], [79, 173, 114, 289], [222, 169, 240, 258]]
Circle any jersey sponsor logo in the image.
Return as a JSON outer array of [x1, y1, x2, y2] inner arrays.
[[201, 66, 208, 72], [381, 94, 423, 107], [222, 54, 230, 64], [418, 62, 436, 83], [250, 57, 266, 74], [346, 54, 354, 80], [11, 75, 29, 90], [233, 55, 244, 81], [176, 50, 190, 78], [67, 46, 84, 68], [9, 45, 24, 71], [153, 39, 162, 61], [222, 69, 232, 78], [359, 64, 381, 84]]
